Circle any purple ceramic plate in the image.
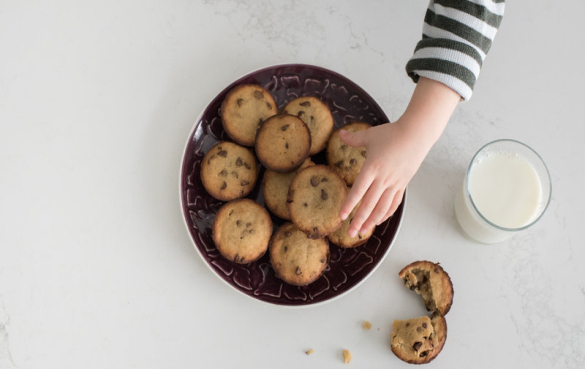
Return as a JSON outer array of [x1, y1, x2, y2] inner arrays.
[[180, 64, 405, 307]]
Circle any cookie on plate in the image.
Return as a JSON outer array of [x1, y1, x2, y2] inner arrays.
[[327, 122, 371, 185], [255, 114, 311, 172], [282, 96, 334, 155], [327, 199, 375, 248], [390, 314, 447, 364], [200, 141, 259, 201], [287, 165, 348, 239], [220, 84, 277, 147], [212, 199, 273, 264], [262, 158, 314, 220], [269, 222, 329, 286], [399, 261, 454, 316]]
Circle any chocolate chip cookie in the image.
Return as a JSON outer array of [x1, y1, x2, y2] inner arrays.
[[282, 96, 334, 155], [262, 158, 314, 220], [327, 199, 375, 248], [327, 122, 371, 185], [269, 222, 329, 286], [212, 199, 273, 264], [254, 114, 311, 172], [390, 314, 447, 364], [287, 165, 348, 239], [399, 261, 454, 316], [220, 84, 277, 147], [200, 141, 258, 201]]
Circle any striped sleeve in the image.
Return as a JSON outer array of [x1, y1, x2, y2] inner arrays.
[[406, 0, 505, 101]]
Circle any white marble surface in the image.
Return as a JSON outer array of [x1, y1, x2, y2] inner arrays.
[[1, 0, 584, 368]]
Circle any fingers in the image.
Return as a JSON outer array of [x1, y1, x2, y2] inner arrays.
[[339, 129, 367, 148], [359, 187, 397, 233], [340, 166, 375, 220], [347, 180, 387, 238], [380, 188, 405, 223]]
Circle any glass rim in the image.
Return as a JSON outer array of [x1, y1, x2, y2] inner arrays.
[[465, 139, 552, 232]]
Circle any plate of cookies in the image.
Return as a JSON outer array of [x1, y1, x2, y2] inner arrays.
[[180, 64, 405, 306]]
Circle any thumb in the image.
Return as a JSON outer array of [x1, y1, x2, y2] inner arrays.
[[339, 129, 367, 148]]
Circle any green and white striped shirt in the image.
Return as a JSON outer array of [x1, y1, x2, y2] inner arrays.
[[406, 0, 505, 100]]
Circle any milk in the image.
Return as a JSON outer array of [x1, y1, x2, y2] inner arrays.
[[455, 148, 546, 244]]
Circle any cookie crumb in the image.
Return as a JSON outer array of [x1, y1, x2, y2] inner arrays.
[[305, 349, 315, 355], [362, 321, 372, 330], [342, 349, 352, 364]]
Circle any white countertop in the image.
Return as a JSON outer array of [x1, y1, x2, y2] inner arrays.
[[1, 1, 584, 368]]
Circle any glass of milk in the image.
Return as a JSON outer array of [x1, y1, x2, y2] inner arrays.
[[455, 139, 552, 244]]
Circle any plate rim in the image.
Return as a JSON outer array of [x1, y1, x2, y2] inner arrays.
[[178, 63, 406, 308]]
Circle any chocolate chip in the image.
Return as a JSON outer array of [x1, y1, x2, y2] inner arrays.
[[239, 256, 245, 263], [285, 142, 289, 149], [299, 101, 310, 107], [284, 231, 292, 237], [228, 210, 233, 216], [249, 229, 255, 234], [320, 189, 328, 200], [244, 162, 251, 170], [246, 222, 251, 228], [341, 144, 347, 150], [217, 150, 227, 158], [236, 157, 243, 167], [335, 160, 343, 168], [358, 234, 362, 239], [319, 258, 325, 263], [254, 90, 264, 100], [303, 203, 308, 207], [220, 182, 227, 190], [240, 180, 250, 186], [231, 171, 238, 178], [310, 176, 319, 187], [219, 169, 228, 177], [434, 267, 439, 273], [412, 342, 422, 352], [284, 245, 288, 253], [236, 98, 243, 107], [233, 254, 240, 262], [350, 158, 357, 166], [416, 327, 422, 333], [310, 116, 314, 123], [297, 111, 304, 117], [420, 351, 429, 358], [406, 323, 410, 327], [236, 220, 242, 227], [266, 102, 272, 109], [258, 118, 263, 127], [295, 267, 302, 275], [281, 124, 289, 131], [361, 150, 367, 158], [422, 323, 427, 328], [313, 227, 318, 233]]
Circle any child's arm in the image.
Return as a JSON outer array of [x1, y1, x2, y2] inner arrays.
[[340, 0, 506, 237], [339, 77, 459, 237]]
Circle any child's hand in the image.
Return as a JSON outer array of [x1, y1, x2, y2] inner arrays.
[[338, 77, 460, 237], [338, 121, 426, 236]]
